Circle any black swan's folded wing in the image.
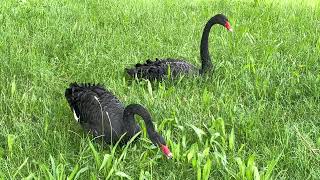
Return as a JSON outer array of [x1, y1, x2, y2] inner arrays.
[[125, 58, 197, 80]]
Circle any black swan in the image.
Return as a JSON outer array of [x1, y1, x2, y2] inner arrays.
[[125, 14, 232, 80], [65, 83, 172, 158]]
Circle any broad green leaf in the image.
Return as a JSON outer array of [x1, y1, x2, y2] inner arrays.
[[235, 157, 245, 179], [74, 166, 89, 180], [202, 159, 212, 180], [49, 155, 56, 179], [246, 155, 255, 180], [197, 165, 201, 180], [88, 140, 101, 167], [173, 142, 180, 160], [147, 80, 152, 96], [263, 151, 282, 180], [167, 64, 171, 79], [11, 77, 16, 97], [192, 158, 197, 169], [187, 147, 195, 162], [263, 160, 277, 180], [7, 134, 15, 157], [23, 173, 35, 180], [189, 124, 206, 143], [253, 166, 260, 180], [203, 147, 210, 157], [67, 164, 79, 180], [229, 128, 235, 151], [99, 154, 111, 171]]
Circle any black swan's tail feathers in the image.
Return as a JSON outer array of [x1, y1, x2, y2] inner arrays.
[[125, 68, 138, 77], [146, 59, 154, 64], [65, 83, 108, 104], [125, 66, 166, 80], [65, 83, 83, 121], [133, 59, 156, 68], [68, 82, 106, 90], [65, 82, 111, 123], [135, 63, 142, 67]]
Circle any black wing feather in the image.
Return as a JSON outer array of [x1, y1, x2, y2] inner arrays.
[[65, 83, 124, 143], [125, 58, 197, 80]]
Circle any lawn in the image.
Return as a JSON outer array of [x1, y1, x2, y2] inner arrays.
[[0, 0, 319, 179]]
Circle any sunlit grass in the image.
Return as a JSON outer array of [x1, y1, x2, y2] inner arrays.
[[0, 0, 319, 179]]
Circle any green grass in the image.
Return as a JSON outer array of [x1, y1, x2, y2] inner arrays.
[[0, 0, 319, 179]]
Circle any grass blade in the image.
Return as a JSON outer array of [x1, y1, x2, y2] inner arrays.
[[188, 124, 206, 143], [202, 159, 212, 180], [13, 158, 28, 179], [67, 164, 79, 180], [115, 171, 132, 180], [7, 134, 15, 158], [74, 166, 89, 180], [88, 140, 101, 167], [229, 128, 235, 151], [99, 154, 111, 171]]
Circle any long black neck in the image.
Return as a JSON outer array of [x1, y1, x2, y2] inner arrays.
[[199, 15, 221, 74], [123, 104, 155, 138]]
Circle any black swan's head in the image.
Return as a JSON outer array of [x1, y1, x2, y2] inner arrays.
[[149, 131, 172, 159], [214, 14, 233, 32]]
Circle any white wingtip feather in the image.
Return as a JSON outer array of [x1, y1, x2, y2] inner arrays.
[[72, 109, 80, 122]]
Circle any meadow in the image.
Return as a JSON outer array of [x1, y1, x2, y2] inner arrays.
[[0, 0, 319, 179]]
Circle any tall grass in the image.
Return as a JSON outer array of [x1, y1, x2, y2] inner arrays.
[[0, 0, 319, 179]]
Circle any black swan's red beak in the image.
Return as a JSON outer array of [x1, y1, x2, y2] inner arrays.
[[225, 21, 233, 32], [160, 144, 173, 159]]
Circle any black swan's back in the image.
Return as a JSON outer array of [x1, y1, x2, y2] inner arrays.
[[65, 83, 125, 143], [125, 58, 197, 80]]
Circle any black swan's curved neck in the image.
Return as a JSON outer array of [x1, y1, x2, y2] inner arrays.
[[200, 15, 224, 74], [123, 104, 155, 137]]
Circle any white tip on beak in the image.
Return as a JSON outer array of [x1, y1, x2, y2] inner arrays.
[[166, 152, 173, 159], [228, 28, 233, 32]]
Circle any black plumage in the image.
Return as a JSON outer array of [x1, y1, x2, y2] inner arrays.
[[125, 14, 233, 80], [65, 83, 172, 158]]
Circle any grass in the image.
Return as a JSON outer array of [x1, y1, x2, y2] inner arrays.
[[0, 0, 319, 179]]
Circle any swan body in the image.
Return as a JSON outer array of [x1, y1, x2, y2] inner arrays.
[[65, 83, 172, 158], [125, 14, 232, 80]]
